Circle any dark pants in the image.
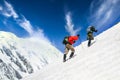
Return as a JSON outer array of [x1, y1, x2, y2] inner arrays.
[[87, 33, 94, 47]]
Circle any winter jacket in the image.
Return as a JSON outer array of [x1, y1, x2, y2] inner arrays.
[[68, 36, 79, 45], [87, 26, 97, 34]]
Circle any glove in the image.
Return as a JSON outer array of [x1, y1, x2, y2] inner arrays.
[[73, 41, 76, 43], [77, 34, 80, 37], [95, 30, 98, 32]]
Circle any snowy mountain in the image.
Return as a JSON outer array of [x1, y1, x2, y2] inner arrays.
[[22, 22, 120, 80], [0, 32, 62, 80]]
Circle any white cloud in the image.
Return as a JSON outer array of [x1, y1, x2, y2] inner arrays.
[[3, 1, 18, 18], [0, 0, 51, 44], [89, 0, 120, 29], [0, 6, 2, 10], [29, 28, 51, 43], [65, 12, 81, 35], [0, 0, 33, 35], [17, 16, 34, 36]]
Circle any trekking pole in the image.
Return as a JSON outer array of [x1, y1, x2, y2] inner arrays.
[[95, 33, 98, 41], [79, 37, 84, 50], [94, 29, 99, 41]]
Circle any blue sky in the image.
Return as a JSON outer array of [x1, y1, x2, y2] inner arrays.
[[0, 0, 120, 52]]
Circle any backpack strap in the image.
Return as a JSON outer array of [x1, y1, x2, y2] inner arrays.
[[63, 36, 69, 45]]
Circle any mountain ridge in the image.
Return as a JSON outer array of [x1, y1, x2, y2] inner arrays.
[[0, 31, 62, 80]]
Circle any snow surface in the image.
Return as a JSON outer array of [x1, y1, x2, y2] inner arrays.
[[22, 22, 120, 80], [0, 31, 62, 80]]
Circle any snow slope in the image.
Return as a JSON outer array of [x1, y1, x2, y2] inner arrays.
[[23, 22, 120, 80], [0, 32, 62, 80]]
